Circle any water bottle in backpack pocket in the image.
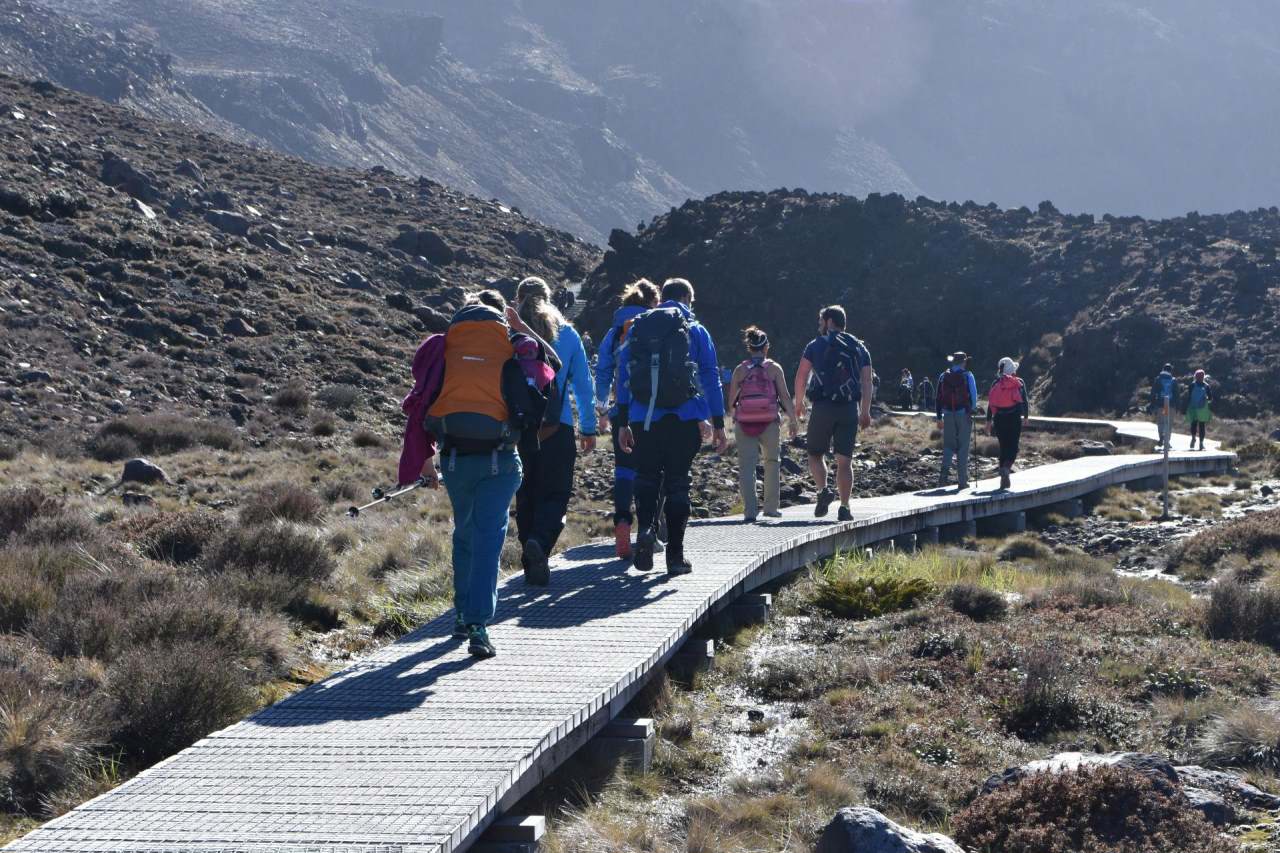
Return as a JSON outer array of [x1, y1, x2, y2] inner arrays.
[[626, 307, 700, 429], [735, 359, 779, 424]]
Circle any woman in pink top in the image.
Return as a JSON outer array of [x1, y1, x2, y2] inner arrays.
[[727, 326, 801, 522]]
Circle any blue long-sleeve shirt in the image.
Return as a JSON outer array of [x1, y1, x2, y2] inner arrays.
[[552, 323, 598, 435], [616, 301, 726, 428], [594, 305, 648, 416], [936, 366, 979, 416]]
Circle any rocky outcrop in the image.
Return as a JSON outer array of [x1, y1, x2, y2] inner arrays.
[[816, 807, 963, 853], [580, 189, 1280, 417]]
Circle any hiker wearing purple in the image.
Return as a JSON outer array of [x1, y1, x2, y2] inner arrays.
[[936, 351, 980, 490], [986, 356, 1030, 491], [513, 277, 597, 585], [728, 326, 800, 522], [793, 306, 873, 522], [593, 279, 661, 559], [617, 278, 729, 576]]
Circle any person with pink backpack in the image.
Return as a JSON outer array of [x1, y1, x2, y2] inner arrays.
[[986, 356, 1030, 491], [727, 326, 800, 522]]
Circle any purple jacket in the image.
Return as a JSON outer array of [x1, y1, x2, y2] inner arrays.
[[397, 334, 445, 486]]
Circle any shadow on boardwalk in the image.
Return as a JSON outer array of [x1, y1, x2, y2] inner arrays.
[[253, 547, 676, 726]]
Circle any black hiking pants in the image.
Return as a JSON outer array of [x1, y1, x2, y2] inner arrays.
[[515, 423, 577, 554], [992, 410, 1023, 468], [632, 415, 701, 551]]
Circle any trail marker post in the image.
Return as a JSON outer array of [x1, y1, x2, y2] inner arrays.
[[1160, 401, 1171, 520]]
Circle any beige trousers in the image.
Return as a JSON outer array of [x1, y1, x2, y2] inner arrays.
[[736, 420, 780, 518]]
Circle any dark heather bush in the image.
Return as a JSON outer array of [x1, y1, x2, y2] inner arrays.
[[945, 583, 1007, 622], [15, 511, 101, 547], [90, 414, 240, 458], [87, 432, 140, 462], [0, 440, 19, 461], [239, 482, 325, 526], [130, 510, 227, 565], [352, 428, 387, 449], [953, 766, 1238, 853], [206, 523, 335, 584], [124, 591, 286, 675], [315, 384, 360, 409], [1204, 578, 1280, 650], [108, 640, 257, 765], [0, 487, 61, 543], [1000, 648, 1082, 739], [270, 379, 311, 412]]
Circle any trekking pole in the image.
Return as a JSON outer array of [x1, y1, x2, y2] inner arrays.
[[347, 476, 429, 519]]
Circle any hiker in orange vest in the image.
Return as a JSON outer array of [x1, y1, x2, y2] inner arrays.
[[986, 356, 1030, 491], [727, 326, 800, 522]]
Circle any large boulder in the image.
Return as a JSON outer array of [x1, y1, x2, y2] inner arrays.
[[817, 807, 963, 853], [204, 209, 252, 237], [391, 228, 454, 266], [121, 458, 168, 485], [983, 752, 1180, 797], [510, 229, 548, 259], [101, 152, 163, 203], [1175, 765, 1280, 811]]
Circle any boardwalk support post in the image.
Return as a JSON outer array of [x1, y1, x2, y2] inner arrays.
[[729, 593, 772, 627], [939, 520, 976, 542], [977, 511, 1027, 536], [670, 638, 715, 679], [475, 815, 546, 853], [892, 533, 919, 553], [584, 718, 655, 775], [1040, 498, 1085, 519], [920, 526, 941, 545]]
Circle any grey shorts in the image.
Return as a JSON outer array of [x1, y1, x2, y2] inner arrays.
[[807, 401, 858, 457]]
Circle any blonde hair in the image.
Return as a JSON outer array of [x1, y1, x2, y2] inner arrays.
[[517, 276, 565, 342], [621, 279, 660, 308]]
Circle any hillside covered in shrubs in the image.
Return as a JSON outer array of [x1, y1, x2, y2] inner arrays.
[[580, 190, 1280, 417], [0, 73, 598, 454]]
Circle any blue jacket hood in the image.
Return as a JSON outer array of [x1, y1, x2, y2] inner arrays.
[[611, 305, 648, 327]]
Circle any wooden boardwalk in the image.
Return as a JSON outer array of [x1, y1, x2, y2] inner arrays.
[[6, 418, 1232, 853]]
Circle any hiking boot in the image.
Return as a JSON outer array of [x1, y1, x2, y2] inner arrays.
[[744, 513, 757, 523], [938, 473, 951, 488], [764, 510, 783, 518], [815, 487, 835, 518], [634, 530, 656, 572], [999, 467, 1012, 491], [522, 538, 550, 586], [1199, 441, 1206, 451], [837, 505, 853, 522], [452, 616, 467, 640], [666, 549, 693, 576], [957, 480, 969, 491], [467, 625, 496, 659], [614, 522, 633, 560]]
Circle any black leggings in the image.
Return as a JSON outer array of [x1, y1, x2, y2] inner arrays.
[[1191, 421, 1207, 444], [631, 415, 701, 546], [992, 411, 1023, 468], [515, 423, 577, 553]]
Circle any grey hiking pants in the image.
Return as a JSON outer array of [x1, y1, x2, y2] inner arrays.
[[736, 420, 780, 518], [940, 410, 972, 485]]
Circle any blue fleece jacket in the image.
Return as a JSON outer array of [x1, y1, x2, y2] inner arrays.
[[616, 301, 726, 428], [594, 304, 648, 416], [553, 324, 597, 435], [936, 366, 980, 416]]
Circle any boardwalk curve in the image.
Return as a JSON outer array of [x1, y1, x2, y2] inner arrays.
[[6, 418, 1232, 853]]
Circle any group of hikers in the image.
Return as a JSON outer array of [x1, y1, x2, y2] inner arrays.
[[397, 275, 1214, 659], [1151, 362, 1214, 450]]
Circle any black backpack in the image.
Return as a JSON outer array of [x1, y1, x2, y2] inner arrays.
[[807, 333, 865, 404], [626, 307, 699, 429]]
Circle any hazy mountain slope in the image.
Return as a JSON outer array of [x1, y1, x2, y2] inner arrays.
[[579, 191, 1280, 418], [0, 73, 598, 446]]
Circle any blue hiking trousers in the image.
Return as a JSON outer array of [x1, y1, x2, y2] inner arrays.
[[442, 448, 522, 626]]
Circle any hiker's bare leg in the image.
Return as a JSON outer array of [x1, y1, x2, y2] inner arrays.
[[808, 452, 828, 493], [835, 453, 853, 505]]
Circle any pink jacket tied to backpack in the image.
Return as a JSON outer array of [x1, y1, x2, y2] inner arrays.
[[397, 334, 446, 486]]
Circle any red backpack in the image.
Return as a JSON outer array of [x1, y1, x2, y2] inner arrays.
[[937, 370, 971, 411], [988, 375, 1023, 412], [734, 359, 779, 424]]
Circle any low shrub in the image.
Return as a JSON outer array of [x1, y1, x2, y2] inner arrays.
[[0, 487, 61, 543], [813, 574, 934, 619], [205, 523, 335, 584], [945, 583, 1007, 622], [1195, 706, 1280, 771], [953, 766, 1237, 853], [0, 674, 93, 814], [352, 428, 387, 449], [315, 384, 360, 409], [238, 482, 325, 526], [129, 511, 226, 565], [1000, 648, 1082, 739], [0, 440, 20, 461], [310, 418, 337, 438], [15, 511, 100, 547], [1168, 508, 1280, 577], [270, 380, 310, 413], [107, 640, 257, 765], [996, 534, 1053, 562], [911, 631, 968, 660], [89, 414, 240, 460], [1203, 577, 1280, 650], [86, 433, 140, 462]]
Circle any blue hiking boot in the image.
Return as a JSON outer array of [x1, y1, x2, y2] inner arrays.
[[467, 625, 496, 659]]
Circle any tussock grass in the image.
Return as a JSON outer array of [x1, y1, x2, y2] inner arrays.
[[996, 534, 1053, 562], [1177, 492, 1224, 520], [1203, 577, 1280, 650], [205, 523, 335, 583], [238, 482, 325, 526], [1168, 508, 1280, 579], [0, 488, 62, 544], [1196, 706, 1280, 772]]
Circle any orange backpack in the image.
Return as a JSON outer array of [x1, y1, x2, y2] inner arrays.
[[428, 305, 515, 451], [988, 375, 1023, 412]]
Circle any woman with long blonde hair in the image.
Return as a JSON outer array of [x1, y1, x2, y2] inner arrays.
[[513, 277, 597, 584]]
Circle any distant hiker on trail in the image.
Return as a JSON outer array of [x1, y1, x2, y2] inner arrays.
[[898, 368, 914, 410], [1150, 363, 1178, 450], [617, 278, 728, 576], [426, 289, 560, 659], [936, 351, 979, 490], [593, 278, 660, 558], [793, 305, 873, 522], [916, 374, 935, 412], [986, 357, 1030, 491], [871, 371, 881, 404], [582, 331, 595, 360], [1185, 369, 1213, 451], [728, 325, 800, 522], [514, 277, 597, 584]]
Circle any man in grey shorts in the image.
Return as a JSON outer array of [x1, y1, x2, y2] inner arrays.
[[793, 305, 873, 521]]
